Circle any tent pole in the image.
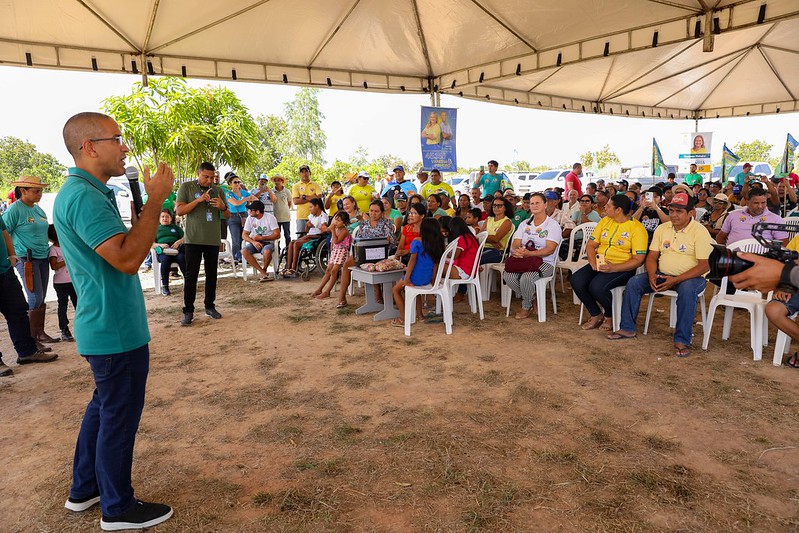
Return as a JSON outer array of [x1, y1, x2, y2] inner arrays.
[[694, 117, 699, 132], [141, 53, 148, 87]]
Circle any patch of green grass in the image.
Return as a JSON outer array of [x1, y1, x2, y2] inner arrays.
[[336, 306, 355, 315], [332, 424, 361, 441], [252, 491, 272, 505], [288, 313, 318, 322]]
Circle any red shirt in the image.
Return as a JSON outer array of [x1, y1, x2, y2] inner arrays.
[[790, 172, 799, 188], [564, 171, 582, 198], [454, 234, 479, 276], [401, 224, 419, 251]]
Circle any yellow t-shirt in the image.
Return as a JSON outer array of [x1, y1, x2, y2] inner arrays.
[[444, 207, 456, 217], [589, 216, 648, 264], [327, 192, 344, 216], [420, 181, 455, 200], [787, 235, 799, 252], [348, 184, 376, 214], [292, 181, 322, 219], [485, 216, 513, 251], [649, 220, 713, 276]]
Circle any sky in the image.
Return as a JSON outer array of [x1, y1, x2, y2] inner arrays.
[[0, 65, 796, 174]]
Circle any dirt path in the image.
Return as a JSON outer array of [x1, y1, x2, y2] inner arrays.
[[2, 275, 798, 532]]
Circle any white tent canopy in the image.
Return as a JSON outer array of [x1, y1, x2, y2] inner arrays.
[[1, 0, 797, 119]]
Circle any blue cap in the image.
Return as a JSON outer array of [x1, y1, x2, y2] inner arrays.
[[393, 165, 405, 172], [544, 191, 560, 200], [732, 185, 742, 194]]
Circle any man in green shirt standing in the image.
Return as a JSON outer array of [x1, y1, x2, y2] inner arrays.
[[55, 112, 174, 529], [684, 163, 703, 186], [175, 162, 230, 326], [734, 163, 756, 186]]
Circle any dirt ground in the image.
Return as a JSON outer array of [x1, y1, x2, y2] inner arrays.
[[2, 269, 799, 532]]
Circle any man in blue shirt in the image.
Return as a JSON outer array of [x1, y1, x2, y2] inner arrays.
[[55, 112, 175, 530]]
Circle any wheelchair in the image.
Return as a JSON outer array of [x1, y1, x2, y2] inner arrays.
[[278, 232, 330, 280]]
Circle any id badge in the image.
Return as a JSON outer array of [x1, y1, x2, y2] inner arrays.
[[206, 210, 213, 222]]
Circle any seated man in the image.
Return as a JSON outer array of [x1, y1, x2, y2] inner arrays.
[[241, 201, 280, 282], [608, 193, 712, 358], [765, 233, 799, 368], [717, 188, 788, 247]]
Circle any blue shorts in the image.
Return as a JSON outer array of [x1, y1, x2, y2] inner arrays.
[[244, 242, 274, 255], [772, 291, 799, 315]]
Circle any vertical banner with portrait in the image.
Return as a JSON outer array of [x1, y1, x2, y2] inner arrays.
[[420, 106, 457, 172], [679, 132, 713, 175]]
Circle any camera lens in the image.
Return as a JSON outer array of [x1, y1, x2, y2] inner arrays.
[[707, 243, 754, 280]]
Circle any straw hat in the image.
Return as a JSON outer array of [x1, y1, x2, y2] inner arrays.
[[711, 193, 731, 206], [10, 176, 48, 189]]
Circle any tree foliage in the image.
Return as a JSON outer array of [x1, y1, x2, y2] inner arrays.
[[732, 139, 782, 169], [248, 114, 287, 176], [580, 145, 620, 169], [0, 136, 67, 191], [102, 77, 260, 179], [280, 88, 327, 164]]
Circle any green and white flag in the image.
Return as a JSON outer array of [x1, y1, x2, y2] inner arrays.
[[651, 138, 668, 178], [720, 143, 740, 184]]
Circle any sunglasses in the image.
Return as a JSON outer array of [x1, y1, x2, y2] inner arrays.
[[232, 181, 242, 184]]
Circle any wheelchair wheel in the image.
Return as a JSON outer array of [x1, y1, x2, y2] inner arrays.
[[276, 248, 288, 277], [299, 254, 315, 280], [315, 239, 330, 272]]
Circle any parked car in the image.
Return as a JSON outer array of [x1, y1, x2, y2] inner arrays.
[[446, 175, 473, 196], [529, 169, 569, 192], [507, 172, 540, 194], [107, 176, 147, 226]]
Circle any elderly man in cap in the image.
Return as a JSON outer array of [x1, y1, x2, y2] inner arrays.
[[252, 174, 277, 214], [416, 169, 429, 189], [292, 164, 322, 237], [381, 165, 417, 203], [350, 171, 376, 214], [608, 192, 713, 358]]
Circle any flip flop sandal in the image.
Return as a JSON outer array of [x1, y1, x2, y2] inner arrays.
[[784, 352, 799, 368], [675, 347, 691, 358], [336, 301, 348, 309], [607, 332, 637, 340], [390, 319, 404, 327], [598, 318, 614, 332]]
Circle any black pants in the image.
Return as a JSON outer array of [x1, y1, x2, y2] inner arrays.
[[54, 282, 78, 331], [183, 244, 219, 313]]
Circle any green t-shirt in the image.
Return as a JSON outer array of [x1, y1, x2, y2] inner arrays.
[[684, 172, 703, 186], [2, 199, 50, 259], [0, 216, 11, 274], [156, 223, 184, 245], [512, 209, 530, 228], [735, 171, 755, 186], [53, 167, 150, 355], [176, 180, 229, 246], [273, 188, 292, 222]]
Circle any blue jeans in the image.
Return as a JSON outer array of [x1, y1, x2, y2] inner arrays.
[[619, 272, 707, 346], [70, 344, 149, 517], [227, 213, 247, 262], [14, 258, 49, 309], [0, 268, 37, 357], [278, 221, 291, 250], [157, 248, 187, 287], [571, 264, 635, 318]]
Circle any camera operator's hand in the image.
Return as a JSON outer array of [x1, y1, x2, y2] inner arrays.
[[728, 253, 783, 292]]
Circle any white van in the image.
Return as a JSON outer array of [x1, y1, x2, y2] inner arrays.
[[107, 177, 147, 225]]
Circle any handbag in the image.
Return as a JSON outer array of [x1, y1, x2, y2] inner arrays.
[[504, 239, 543, 273]]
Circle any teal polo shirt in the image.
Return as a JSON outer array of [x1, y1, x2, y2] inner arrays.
[[477, 173, 502, 197], [2, 199, 50, 259], [735, 171, 755, 186], [0, 216, 11, 274], [53, 167, 150, 355]]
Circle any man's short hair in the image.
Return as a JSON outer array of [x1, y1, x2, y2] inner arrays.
[[199, 162, 216, 172], [62, 111, 113, 158], [647, 186, 664, 197], [573, 162, 581, 170], [471, 186, 481, 191], [596, 190, 609, 200], [522, 192, 532, 201], [247, 200, 265, 213], [667, 172, 676, 179], [586, 182, 597, 190], [487, 160, 498, 167], [748, 188, 768, 200], [430, 168, 440, 176]]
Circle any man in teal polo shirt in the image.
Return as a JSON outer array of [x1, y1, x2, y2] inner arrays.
[[734, 163, 756, 186], [477, 160, 503, 197], [55, 112, 174, 530]]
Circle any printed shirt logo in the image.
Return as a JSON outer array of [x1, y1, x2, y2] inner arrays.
[[601, 231, 608, 240], [621, 231, 630, 239], [678, 244, 687, 252], [194, 192, 201, 199], [539, 229, 549, 238], [616, 240, 625, 246], [663, 240, 671, 249], [27, 216, 35, 223]]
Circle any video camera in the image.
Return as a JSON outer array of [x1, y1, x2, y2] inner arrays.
[[708, 222, 799, 291]]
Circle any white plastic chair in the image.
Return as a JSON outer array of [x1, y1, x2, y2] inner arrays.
[[557, 222, 596, 293], [576, 266, 645, 331], [404, 240, 459, 336], [218, 236, 239, 277], [694, 207, 707, 221], [643, 288, 707, 336], [150, 249, 162, 292], [501, 255, 559, 322], [440, 231, 488, 319], [242, 240, 281, 281], [480, 236, 513, 301], [772, 313, 798, 367]]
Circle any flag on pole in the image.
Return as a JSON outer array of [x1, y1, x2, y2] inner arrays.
[[651, 138, 668, 178], [775, 133, 798, 177], [721, 143, 740, 184]]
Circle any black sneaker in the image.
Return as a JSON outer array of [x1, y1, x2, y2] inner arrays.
[[17, 351, 58, 364], [61, 328, 75, 342], [160, 286, 171, 296], [64, 493, 100, 512], [100, 500, 173, 531], [180, 312, 193, 326], [205, 308, 222, 319]]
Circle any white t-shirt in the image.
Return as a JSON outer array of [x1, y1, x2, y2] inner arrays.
[[307, 212, 329, 236], [511, 216, 562, 265], [244, 212, 279, 238]]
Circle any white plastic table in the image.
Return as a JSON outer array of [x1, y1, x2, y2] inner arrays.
[[348, 267, 405, 321]]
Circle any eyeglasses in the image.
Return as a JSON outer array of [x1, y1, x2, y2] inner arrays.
[[232, 181, 242, 184], [79, 135, 124, 150]]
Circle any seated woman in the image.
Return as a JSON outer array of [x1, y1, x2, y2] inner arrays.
[[341, 195, 363, 232], [699, 193, 732, 238], [480, 197, 514, 264], [502, 192, 562, 319], [571, 194, 648, 331], [337, 200, 397, 308], [395, 203, 427, 262], [284, 198, 328, 276], [455, 193, 472, 218], [426, 193, 448, 219], [445, 217, 480, 303], [152, 209, 187, 296]]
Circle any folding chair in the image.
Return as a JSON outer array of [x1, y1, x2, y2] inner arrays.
[[404, 240, 459, 336]]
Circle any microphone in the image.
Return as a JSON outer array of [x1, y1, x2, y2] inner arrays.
[[125, 166, 144, 216]]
